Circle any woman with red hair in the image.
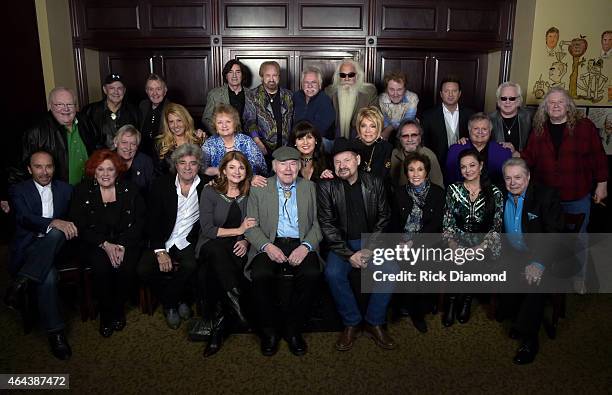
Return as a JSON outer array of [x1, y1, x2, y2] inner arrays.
[[69, 149, 145, 337]]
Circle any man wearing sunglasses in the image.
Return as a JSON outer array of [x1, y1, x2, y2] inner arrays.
[[489, 82, 533, 152], [325, 59, 378, 140]]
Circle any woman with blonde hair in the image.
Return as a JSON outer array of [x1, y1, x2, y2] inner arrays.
[[352, 106, 393, 179], [155, 103, 205, 174]]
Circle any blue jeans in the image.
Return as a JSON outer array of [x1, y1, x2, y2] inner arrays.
[[561, 194, 590, 278], [37, 267, 65, 333], [325, 239, 394, 326]]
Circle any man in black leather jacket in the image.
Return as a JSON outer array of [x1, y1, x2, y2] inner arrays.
[[82, 73, 140, 149], [9, 87, 101, 188], [317, 138, 395, 352]]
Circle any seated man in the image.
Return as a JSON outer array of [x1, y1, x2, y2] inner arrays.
[[245, 147, 322, 357], [317, 138, 394, 351], [137, 144, 204, 329], [82, 73, 141, 149], [499, 158, 564, 365], [5, 150, 77, 360]]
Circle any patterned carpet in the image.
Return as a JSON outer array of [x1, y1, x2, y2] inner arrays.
[[1, 247, 611, 394]]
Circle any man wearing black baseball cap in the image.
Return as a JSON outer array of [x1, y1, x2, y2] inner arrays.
[[82, 73, 141, 149]]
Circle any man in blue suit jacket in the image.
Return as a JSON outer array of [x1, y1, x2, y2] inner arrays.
[[5, 150, 77, 360]]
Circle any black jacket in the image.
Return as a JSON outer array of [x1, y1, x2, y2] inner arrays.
[[317, 172, 390, 259], [421, 104, 474, 168], [69, 178, 145, 248], [389, 183, 445, 233], [145, 174, 204, 250], [9, 112, 101, 186], [82, 99, 141, 148]]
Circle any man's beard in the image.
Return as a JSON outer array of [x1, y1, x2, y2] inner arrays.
[[337, 84, 358, 139]]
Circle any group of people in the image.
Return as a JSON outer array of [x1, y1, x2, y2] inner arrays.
[[2, 57, 608, 367]]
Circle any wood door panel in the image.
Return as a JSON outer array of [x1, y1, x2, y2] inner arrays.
[[296, 50, 362, 89], [376, 51, 429, 107], [224, 50, 292, 90], [102, 52, 154, 106], [159, 51, 211, 117], [430, 52, 487, 111], [148, 1, 209, 36]]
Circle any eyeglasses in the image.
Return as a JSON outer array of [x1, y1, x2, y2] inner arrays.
[[499, 96, 518, 102], [339, 72, 356, 79], [401, 133, 420, 139], [52, 103, 76, 110]]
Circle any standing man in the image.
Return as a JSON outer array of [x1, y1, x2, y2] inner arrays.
[[489, 82, 533, 152], [82, 73, 141, 149], [137, 144, 203, 329], [293, 66, 335, 152], [325, 59, 378, 140], [390, 120, 443, 188], [421, 77, 474, 169], [248, 61, 294, 159], [245, 147, 322, 356], [139, 73, 170, 158], [5, 151, 77, 360], [500, 158, 564, 365], [9, 87, 101, 187], [201, 60, 256, 134], [317, 138, 394, 351], [378, 71, 419, 140]]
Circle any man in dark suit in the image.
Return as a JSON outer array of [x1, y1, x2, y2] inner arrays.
[[5, 150, 77, 360], [421, 77, 474, 171], [500, 157, 564, 365], [139, 73, 170, 158], [137, 143, 203, 329], [245, 146, 322, 357]]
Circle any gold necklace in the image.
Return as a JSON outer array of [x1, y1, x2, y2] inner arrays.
[[364, 144, 376, 172]]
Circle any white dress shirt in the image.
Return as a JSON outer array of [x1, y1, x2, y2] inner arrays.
[[164, 175, 201, 251], [34, 181, 54, 236], [442, 103, 460, 146]]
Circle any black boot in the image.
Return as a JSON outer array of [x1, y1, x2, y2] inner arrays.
[[224, 287, 248, 328], [4, 276, 29, 311], [203, 303, 225, 357], [442, 296, 456, 327], [457, 295, 473, 324]]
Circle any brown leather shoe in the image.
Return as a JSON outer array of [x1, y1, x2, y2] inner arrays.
[[335, 326, 360, 351], [363, 324, 397, 350]]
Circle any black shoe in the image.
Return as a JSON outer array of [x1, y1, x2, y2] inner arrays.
[[203, 319, 225, 358], [260, 332, 280, 356], [286, 334, 307, 356], [457, 295, 472, 324], [4, 276, 29, 311], [513, 340, 539, 365], [48, 332, 72, 360], [99, 321, 113, 338], [224, 288, 248, 328], [411, 316, 428, 333], [442, 296, 456, 327]]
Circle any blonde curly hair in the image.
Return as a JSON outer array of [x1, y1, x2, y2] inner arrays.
[[156, 103, 203, 159]]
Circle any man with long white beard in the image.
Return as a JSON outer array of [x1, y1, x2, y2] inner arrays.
[[325, 59, 378, 140]]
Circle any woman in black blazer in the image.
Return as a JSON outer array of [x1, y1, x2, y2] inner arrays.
[[69, 149, 145, 338], [390, 151, 445, 333]]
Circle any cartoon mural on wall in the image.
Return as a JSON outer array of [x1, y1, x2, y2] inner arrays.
[[532, 27, 612, 105]]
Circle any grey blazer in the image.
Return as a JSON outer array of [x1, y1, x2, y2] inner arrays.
[[489, 107, 533, 151], [244, 176, 322, 275]]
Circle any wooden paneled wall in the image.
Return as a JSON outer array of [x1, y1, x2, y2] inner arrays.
[[70, 0, 516, 120]]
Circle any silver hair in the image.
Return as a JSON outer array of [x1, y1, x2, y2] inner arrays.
[[332, 59, 365, 88], [300, 66, 323, 87], [48, 87, 77, 107], [468, 112, 493, 131], [502, 157, 530, 176], [114, 124, 142, 146], [495, 81, 523, 104], [171, 143, 202, 169]]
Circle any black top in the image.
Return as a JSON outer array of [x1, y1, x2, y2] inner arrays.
[[81, 99, 141, 149], [228, 87, 246, 122], [354, 139, 393, 180], [139, 99, 167, 158], [223, 199, 242, 228], [501, 115, 521, 150], [549, 121, 565, 159], [343, 179, 368, 240]]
